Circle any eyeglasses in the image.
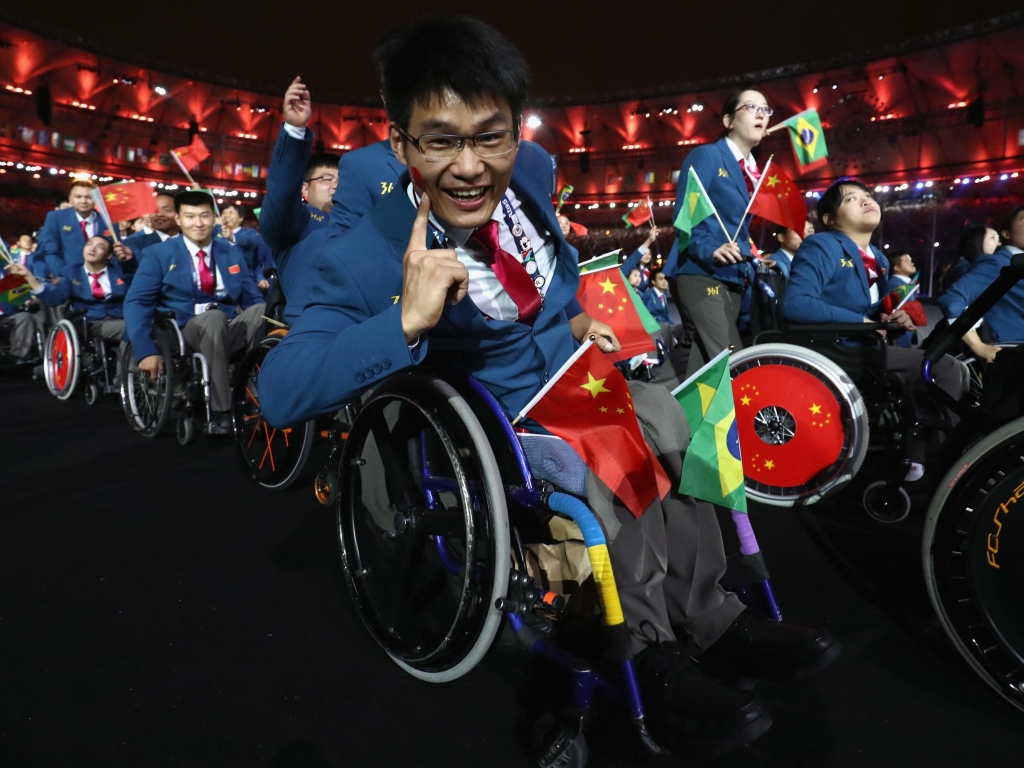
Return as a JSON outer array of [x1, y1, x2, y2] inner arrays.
[[393, 124, 517, 161], [305, 174, 338, 185], [737, 103, 774, 118]]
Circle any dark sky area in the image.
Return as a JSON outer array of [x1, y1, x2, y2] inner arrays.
[[3, 1, 1020, 104]]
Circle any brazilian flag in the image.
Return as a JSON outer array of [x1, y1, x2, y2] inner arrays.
[[779, 108, 829, 172], [671, 349, 747, 512]]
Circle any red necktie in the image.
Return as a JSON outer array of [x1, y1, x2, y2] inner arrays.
[[739, 158, 761, 195], [90, 270, 105, 300], [196, 249, 215, 295], [80, 220, 89, 242], [858, 248, 879, 288], [470, 220, 541, 324]]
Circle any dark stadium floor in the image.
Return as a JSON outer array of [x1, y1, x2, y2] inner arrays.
[[2, 373, 1022, 768]]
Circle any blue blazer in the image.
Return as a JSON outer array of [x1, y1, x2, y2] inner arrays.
[[642, 287, 671, 324], [783, 231, 889, 324], [37, 259, 130, 320], [664, 138, 754, 285], [261, 125, 329, 252], [328, 140, 406, 232], [223, 227, 274, 282], [34, 208, 114, 271], [939, 246, 1024, 342], [620, 248, 650, 292], [124, 237, 264, 360], [769, 248, 794, 280], [258, 141, 584, 427], [123, 230, 165, 257]]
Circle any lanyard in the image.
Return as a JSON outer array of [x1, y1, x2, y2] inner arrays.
[[498, 196, 546, 293]]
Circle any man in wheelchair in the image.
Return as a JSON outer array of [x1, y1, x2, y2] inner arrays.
[[124, 190, 266, 435], [258, 15, 837, 751]]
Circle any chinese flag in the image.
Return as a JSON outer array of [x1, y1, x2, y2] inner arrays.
[[173, 135, 211, 170], [568, 221, 589, 236], [520, 340, 671, 518], [99, 182, 158, 223], [576, 266, 655, 364], [749, 166, 807, 234], [623, 200, 653, 228]]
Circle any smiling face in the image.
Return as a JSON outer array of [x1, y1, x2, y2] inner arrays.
[[723, 89, 770, 150], [220, 206, 243, 230], [391, 90, 518, 230], [151, 195, 178, 233], [176, 203, 215, 246], [82, 236, 112, 268], [825, 184, 881, 236]]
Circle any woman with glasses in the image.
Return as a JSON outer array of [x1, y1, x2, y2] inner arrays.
[[663, 89, 772, 377]]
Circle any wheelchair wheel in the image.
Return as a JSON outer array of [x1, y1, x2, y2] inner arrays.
[[337, 370, 510, 683], [730, 343, 869, 506], [924, 416, 1024, 714], [83, 382, 100, 406], [120, 333, 173, 438], [43, 320, 80, 400], [862, 480, 911, 524], [232, 339, 315, 491]]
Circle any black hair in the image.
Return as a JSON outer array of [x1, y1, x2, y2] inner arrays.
[[222, 202, 246, 218], [722, 87, 764, 118], [816, 177, 872, 227], [86, 234, 111, 252], [888, 250, 912, 268], [174, 190, 216, 213], [957, 225, 992, 262], [305, 153, 341, 181], [155, 191, 176, 201], [999, 205, 1024, 236], [380, 15, 529, 136]]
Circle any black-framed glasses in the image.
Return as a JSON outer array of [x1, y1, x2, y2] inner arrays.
[[737, 103, 774, 118], [393, 124, 517, 161], [305, 174, 338, 185]]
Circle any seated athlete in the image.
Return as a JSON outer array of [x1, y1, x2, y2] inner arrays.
[[7, 236, 129, 348], [258, 16, 837, 752], [643, 271, 672, 325], [119, 193, 181, 259], [219, 203, 274, 293], [124, 190, 265, 435], [784, 178, 968, 480], [939, 205, 1024, 364]]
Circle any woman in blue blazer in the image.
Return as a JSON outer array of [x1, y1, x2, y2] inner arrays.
[[668, 89, 773, 376]]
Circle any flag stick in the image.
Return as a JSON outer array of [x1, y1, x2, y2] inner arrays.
[[0, 237, 14, 265], [670, 347, 731, 397], [765, 124, 786, 135], [647, 196, 662, 263], [688, 168, 733, 243], [578, 249, 622, 269], [516, 339, 595, 422], [170, 150, 199, 188], [89, 188, 121, 245], [732, 155, 773, 243]]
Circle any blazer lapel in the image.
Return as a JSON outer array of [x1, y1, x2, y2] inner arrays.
[[840, 235, 871, 301], [718, 138, 750, 202], [169, 239, 195, 297]]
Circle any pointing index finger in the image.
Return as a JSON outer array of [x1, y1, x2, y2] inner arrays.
[[407, 191, 432, 254]]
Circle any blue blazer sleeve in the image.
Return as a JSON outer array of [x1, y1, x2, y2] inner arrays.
[[257, 256, 426, 427], [254, 234, 274, 279], [783, 237, 868, 324], [261, 125, 314, 251], [620, 249, 643, 277], [123, 254, 166, 360], [36, 211, 63, 261], [238, 266, 265, 309], [938, 253, 1003, 319], [37, 265, 73, 307], [328, 150, 379, 232]]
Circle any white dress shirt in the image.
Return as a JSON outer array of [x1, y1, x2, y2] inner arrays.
[[405, 185, 556, 322], [83, 265, 112, 298], [182, 236, 225, 296], [283, 123, 307, 140], [76, 211, 100, 238]]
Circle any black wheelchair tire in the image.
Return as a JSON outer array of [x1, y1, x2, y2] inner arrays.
[[337, 370, 510, 683], [120, 331, 173, 438], [924, 415, 1024, 714], [84, 382, 100, 406], [231, 338, 316, 491]]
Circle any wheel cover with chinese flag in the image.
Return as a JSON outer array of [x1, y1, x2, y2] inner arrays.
[[731, 353, 859, 502], [46, 323, 79, 399]]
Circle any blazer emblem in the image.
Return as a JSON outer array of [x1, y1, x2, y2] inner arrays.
[[392, 295, 401, 304], [116, 278, 124, 285], [63, 225, 73, 231], [381, 182, 395, 195], [228, 264, 241, 274], [717, 168, 729, 178], [168, 264, 177, 270], [840, 258, 854, 268], [72, 279, 82, 285]]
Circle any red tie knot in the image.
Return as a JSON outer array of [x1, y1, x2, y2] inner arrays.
[[470, 220, 501, 257], [196, 249, 207, 260]]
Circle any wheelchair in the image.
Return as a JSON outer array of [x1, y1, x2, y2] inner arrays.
[[120, 313, 212, 445], [42, 311, 120, 404], [331, 368, 781, 767], [0, 306, 45, 376]]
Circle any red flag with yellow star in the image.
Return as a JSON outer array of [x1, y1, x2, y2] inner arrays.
[[518, 340, 671, 518], [731, 364, 847, 491], [575, 265, 656, 364], [749, 166, 807, 234], [173, 134, 211, 171], [97, 181, 158, 223]]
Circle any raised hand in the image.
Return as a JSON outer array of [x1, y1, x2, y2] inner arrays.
[[283, 76, 312, 129], [400, 193, 469, 342]]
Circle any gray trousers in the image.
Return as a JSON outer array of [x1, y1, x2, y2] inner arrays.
[[88, 319, 126, 344], [182, 304, 265, 411], [0, 312, 36, 359], [886, 345, 970, 400], [676, 275, 743, 378], [587, 380, 745, 653]]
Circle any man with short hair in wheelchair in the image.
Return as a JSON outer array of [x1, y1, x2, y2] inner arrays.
[[784, 178, 969, 480], [124, 190, 266, 435], [6, 236, 129, 347], [258, 15, 837, 752]]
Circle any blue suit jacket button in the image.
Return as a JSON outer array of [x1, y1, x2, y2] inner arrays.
[[382, 359, 391, 370], [543, 372, 550, 382], [372, 363, 382, 374], [364, 367, 374, 378], [356, 372, 365, 383]]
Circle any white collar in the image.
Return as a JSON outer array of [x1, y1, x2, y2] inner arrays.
[[84, 262, 108, 275], [1007, 245, 1023, 255], [75, 211, 96, 223], [182, 236, 214, 258], [725, 137, 756, 168]]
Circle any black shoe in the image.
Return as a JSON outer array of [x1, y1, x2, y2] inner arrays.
[[700, 610, 840, 680], [208, 411, 233, 436], [633, 642, 771, 754]]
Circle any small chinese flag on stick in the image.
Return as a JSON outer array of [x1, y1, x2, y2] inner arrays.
[[517, 339, 671, 518], [748, 165, 808, 234], [575, 265, 656, 363], [97, 181, 158, 223], [622, 200, 653, 228], [172, 135, 211, 171]]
